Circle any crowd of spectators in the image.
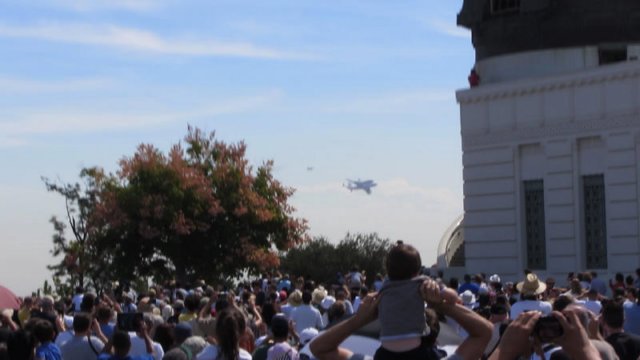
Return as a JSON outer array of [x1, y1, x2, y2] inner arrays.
[[1, 243, 640, 360]]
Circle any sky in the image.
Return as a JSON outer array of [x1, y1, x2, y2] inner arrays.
[[0, 0, 473, 295]]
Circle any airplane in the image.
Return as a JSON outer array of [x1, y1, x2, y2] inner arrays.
[[344, 179, 377, 195]]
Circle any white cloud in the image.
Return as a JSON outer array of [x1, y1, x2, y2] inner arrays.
[[0, 76, 113, 93], [0, 22, 315, 60], [428, 19, 470, 39], [0, 90, 282, 138]]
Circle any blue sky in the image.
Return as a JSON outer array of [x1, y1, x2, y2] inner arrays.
[[0, 0, 472, 295]]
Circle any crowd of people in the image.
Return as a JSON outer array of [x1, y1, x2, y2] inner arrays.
[[1, 241, 640, 360]]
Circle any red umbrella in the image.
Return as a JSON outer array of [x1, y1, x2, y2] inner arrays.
[[0, 285, 21, 309]]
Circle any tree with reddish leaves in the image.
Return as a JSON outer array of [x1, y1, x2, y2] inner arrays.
[[89, 127, 308, 285]]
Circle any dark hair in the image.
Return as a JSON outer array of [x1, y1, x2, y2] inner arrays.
[[95, 306, 112, 322], [602, 301, 624, 329], [625, 275, 634, 287], [615, 273, 624, 282], [302, 291, 312, 305], [33, 320, 55, 343], [270, 314, 289, 338], [184, 294, 200, 312], [328, 301, 347, 325], [73, 313, 92, 333], [215, 307, 246, 360], [153, 323, 175, 352], [80, 293, 96, 313], [490, 304, 507, 316], [553, 295, 574, 312], [112, 330, 132, 354], [7, 330, 35, 360], [385, 242, 421, 281]]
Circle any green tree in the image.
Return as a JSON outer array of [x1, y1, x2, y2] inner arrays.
[[90, 127, 308, 285], [335, 232, 391, 286], [280, 233, 391, 286], [43, 168, 114, 293], [279, 236, 339, 285]]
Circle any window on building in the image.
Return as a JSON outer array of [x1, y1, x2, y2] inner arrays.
[[491, 0, 520, 15], [599, 47, 627, 65], [524, 180, 546, 270], [583, 175, 607, 269]]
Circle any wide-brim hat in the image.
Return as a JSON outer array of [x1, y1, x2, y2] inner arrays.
[[516, 273, 547, 295]]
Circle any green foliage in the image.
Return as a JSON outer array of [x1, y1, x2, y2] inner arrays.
[[280, 233, 391, 286], [42, 169, 114, 293]]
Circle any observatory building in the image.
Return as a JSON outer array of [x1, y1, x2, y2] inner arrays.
[[440, 0, 640, 281]]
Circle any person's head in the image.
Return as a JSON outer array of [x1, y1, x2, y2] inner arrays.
[[570, 278, 582, 293], [545, 277, 556, 290], [615, 272, 624, 282], [33, 319, 55, 344], [489, 303, 508, 324], [327, 301, 347, 325], [40, 296, 54, 312], [591, 271, 598, 279], [602, 300, 624, 331], [270, 314, 289, 340], [463, 274, 471, 283], [553, 295, 575, 312], [173, 323, 192, 345], [6, 329, 35, 360], [625, 275, 634, 287], [449, 277, 459, 289], [80, 293, 96, 313], [385, 241, 421, 281], [587, 288, 599, 301], [184, 294, 200, 313], [153, 323, 175, 352], [181, 336, 206, 358], [112, 330, 132, 356], [95, 306, 112, 324], [75, 286, 84, 295], [72, 313, 92, 335], [215, 307, 246, 360], [302, 291, 312, 305], [626, 287, 638, 302]]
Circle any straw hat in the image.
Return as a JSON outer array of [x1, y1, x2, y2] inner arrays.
[[516, 273, 547, 295]]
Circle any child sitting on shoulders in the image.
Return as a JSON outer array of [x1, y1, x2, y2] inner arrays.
[[375, 241, 430, 360]]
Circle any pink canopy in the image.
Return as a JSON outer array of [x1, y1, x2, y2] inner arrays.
[[0, 285, 20, 310]]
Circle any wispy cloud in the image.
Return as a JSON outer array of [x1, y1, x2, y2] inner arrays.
[[0, 90, 282, 144], [0, 22, 315, 60], [322, 89, 454, 114], [296, 177, 460, 208], [0, 76, 113, 94], [428, 19, 470, 39], [49, 0, 162, 12]]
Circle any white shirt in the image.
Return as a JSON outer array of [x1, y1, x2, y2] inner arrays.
[[196, 344, 252, 360], [290, 304, 324, 333], [510, 300, 552, 319], [128, 333, 165, 360], [583, 300, 602, 315], [54, 330, 74, 347], [72, 294, 84, 312]]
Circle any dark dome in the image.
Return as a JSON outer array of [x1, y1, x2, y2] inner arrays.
[[458, 0, 640, 60]]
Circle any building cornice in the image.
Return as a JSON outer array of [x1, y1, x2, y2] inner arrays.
[[456, 61, 640, 105]]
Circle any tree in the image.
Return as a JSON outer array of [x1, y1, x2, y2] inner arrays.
[[280, 233, 391, 286], [89, 127, 308, 285], [335, 233, 391, 285], [279, 236, 339, 285], [43, 167, 114, 294]]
